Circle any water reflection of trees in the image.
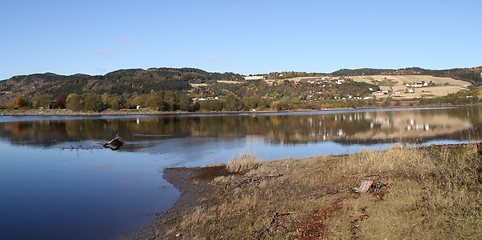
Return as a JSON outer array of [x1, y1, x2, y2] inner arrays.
[[0, 107, 480, 147]]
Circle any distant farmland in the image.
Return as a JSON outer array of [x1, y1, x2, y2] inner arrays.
[[350, 75, 471, 98]]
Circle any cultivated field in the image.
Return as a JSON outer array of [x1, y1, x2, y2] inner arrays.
[[280, 75, 472, 98], [351, 75, 471, 98], [190, 80, 242, 88]]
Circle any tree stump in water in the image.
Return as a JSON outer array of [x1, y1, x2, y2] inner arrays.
[[103, 135, 124, 150]]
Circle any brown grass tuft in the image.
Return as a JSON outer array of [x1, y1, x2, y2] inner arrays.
[[226, 153, 260, 173]]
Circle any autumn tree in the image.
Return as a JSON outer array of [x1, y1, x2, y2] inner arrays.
[[243, 97, 259, 110], [66, 93, 83, 111], [126, 95, 146, 109], [83, 93, 104, 112], [270, 100, 289, 111], [106, 96, 125, 110], [223, 93, 243, 111], [146, 92, 164, 110], [176, 92, 193, 111], [12, 97, 26, 109], [200, 100, 224, 111], [33, 94, 52, 109], [54, 94, 67, 108], [163, 91, 177, 111]]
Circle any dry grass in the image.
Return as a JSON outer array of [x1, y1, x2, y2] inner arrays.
[[326, 144, 481, 240], [225, 153, 261, 173], [155, 144, 482, 239], [343, 144, 435, 178]]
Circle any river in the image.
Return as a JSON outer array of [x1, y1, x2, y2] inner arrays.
[[0, 106, 481, 239]]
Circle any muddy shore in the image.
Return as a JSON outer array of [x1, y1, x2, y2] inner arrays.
[[124, 165, 230, 239], [126, 143, 481, 239]]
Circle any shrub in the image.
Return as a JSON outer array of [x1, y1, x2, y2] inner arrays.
[[226, 154, 260, 173], [12, 97, 26, 109]]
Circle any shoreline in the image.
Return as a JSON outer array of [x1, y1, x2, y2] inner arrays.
[[127, 143, 481, 239], [124, 165, 229, 239], [1, 103, 480, 117]]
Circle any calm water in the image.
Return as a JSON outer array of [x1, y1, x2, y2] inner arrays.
[[0, 106, 481, 239]]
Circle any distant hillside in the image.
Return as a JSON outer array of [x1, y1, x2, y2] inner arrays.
[[0, 68, 242, 104], [331, 67, 482, 83], [0, 66, 480, 106]]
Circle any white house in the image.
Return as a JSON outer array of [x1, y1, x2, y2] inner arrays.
[[244, 76, 264, 81]]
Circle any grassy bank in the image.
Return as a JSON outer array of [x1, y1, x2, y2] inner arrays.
[[132, 144, 481, 239]]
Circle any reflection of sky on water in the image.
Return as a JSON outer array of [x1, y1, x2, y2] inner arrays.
[[0, 139, 179, 240], [1, 132, 435, 240], [133, 135, 465, 168]]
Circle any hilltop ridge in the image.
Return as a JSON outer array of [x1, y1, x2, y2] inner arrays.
[[0, 66, 480, 111]]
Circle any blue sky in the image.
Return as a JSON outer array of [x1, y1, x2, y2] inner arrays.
[[1, 0, 481, 80]]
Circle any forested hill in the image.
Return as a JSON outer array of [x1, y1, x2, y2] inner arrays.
[[0, 66, 481, 110], [0, 67, 243, 98], [2, 67, 481, 98]]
